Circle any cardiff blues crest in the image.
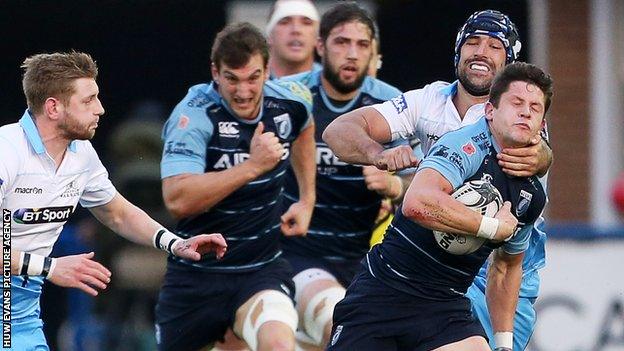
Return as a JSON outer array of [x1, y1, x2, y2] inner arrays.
[[273, 113, 292, 139]]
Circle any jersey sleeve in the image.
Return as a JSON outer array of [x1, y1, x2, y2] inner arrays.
[[160, 100, 214, 179], [502, 221, 534, 255], [417, 130, 484, 189], [80, 141, 117, 208], [0, 135, 20, 207], [372, 88, 424, 142]]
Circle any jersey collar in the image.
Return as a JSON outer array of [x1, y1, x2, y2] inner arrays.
[[439, 80, 459, 97], [19, 110, 78, 154]]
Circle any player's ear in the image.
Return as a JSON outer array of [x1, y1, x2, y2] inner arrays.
[[44, 97, 62, 120], [316, 37, 324, 58], [211, 63, 219, 83], [485, 101, 494, 121]]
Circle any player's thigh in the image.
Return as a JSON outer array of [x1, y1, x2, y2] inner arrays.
[[431, 335, 490, 351]]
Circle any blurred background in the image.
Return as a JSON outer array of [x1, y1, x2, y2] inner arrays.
[[1, 0, 623, 350]]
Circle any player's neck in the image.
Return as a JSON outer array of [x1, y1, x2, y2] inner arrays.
[[34, 116, 71, 168], [269, 57, 314, 78], [453, 83, 489, 120], [320, 75, 359, 102]]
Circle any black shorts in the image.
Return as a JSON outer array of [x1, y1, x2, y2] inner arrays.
[[327, 267, 487, 351], [282, 251, 361, 287], [154, 258, 295, 351]]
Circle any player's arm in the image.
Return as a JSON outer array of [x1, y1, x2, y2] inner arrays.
[[402, 168, 516, 241], [486, 249, 524, 350], [322, 106, 417, 171], [162, 122, 284, 219], [89, 193, 226, 260], [280, 123, 316, 236], [498, 135, 552, 177]]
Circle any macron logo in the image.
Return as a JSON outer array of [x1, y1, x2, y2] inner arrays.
[[218, 121, 239, 138], [390, 94, 407, 114]]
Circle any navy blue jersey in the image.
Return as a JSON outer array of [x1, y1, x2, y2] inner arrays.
[[279, 70, 401, 261], [367, 118, 546, 300], [160, 81, 313, 272]]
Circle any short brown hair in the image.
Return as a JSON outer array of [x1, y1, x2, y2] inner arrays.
[[21, 51, 98, 115], [489, 62, 554, 113], [211, 23, 269, 70]]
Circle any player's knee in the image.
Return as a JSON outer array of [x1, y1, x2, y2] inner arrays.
[[303, 286, 346, 346], [242, 290, 297, 351]]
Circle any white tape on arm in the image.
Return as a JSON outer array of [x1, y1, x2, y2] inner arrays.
[[153, 228, 182, 254], [494, 332, 513, 349], [477, 216, 499, 239]]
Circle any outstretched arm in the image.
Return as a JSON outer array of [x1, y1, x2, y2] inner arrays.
[[322, 106, 418, 171], [89, 193, 227, 260]]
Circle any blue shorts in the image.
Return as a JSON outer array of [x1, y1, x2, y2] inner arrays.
[[5, 318, 49, 351], [1, 277, 49, 351], [327, 268, 486, 351], [466, 279, 536, 350], [154, 258, 295, 351], [282, 251, 360, 287]]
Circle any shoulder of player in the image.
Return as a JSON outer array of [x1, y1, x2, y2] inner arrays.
[[435, 118, 490, 155], [277, 69, 319, 89], [264, 79, 313, 112], [165, 84, 216, 135], [360, 77, 401, 101]]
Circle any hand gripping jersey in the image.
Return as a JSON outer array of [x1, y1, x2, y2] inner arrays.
[[0, 111, 116, 319], [278, 70, 401, 261], [160, 80, 312, 272], [373, 81, 547, 298], [366, 118, 546, 300]]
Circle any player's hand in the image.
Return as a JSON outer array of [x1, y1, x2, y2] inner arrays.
[[498, 136, 543, 177], [493, 201, 518, 242], [280, 200, 314, 237], [372, 145, 418, 172], [47, 252, 111, 297], [173, 234, 227, 261], [363, 166, 402, 199], [248, 122, 284, 174]]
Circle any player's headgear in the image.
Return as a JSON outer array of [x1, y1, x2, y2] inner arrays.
[[453, 10, 521, 67]]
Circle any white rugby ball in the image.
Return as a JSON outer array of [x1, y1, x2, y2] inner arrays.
[[433, 180, 503, 255]]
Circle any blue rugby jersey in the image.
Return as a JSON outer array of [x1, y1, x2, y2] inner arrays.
[[367, 118, 546, 300], [160, 80, 313, 272], [374, 80, 548, 298], [279, 70, 401, 261]]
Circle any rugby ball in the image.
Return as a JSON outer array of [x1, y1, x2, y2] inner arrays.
[[433, 180, 503, 255]]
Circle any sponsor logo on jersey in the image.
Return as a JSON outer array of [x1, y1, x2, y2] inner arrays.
[[427, 133, 440, 142], [60, 181, 80, 198], [278, 81, 313, 105], [13, 206, 74, 224], [390, 94, 407, 114], [462, 142, 476, 156], [14, 187, 43, 195], [164, 141, 201, 157], [218, 121, 239, 138], [331, 325, 343, 346], [177, 115, 190, 129], [516, 190, 533, 217], [273, 114, 292, 139]]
